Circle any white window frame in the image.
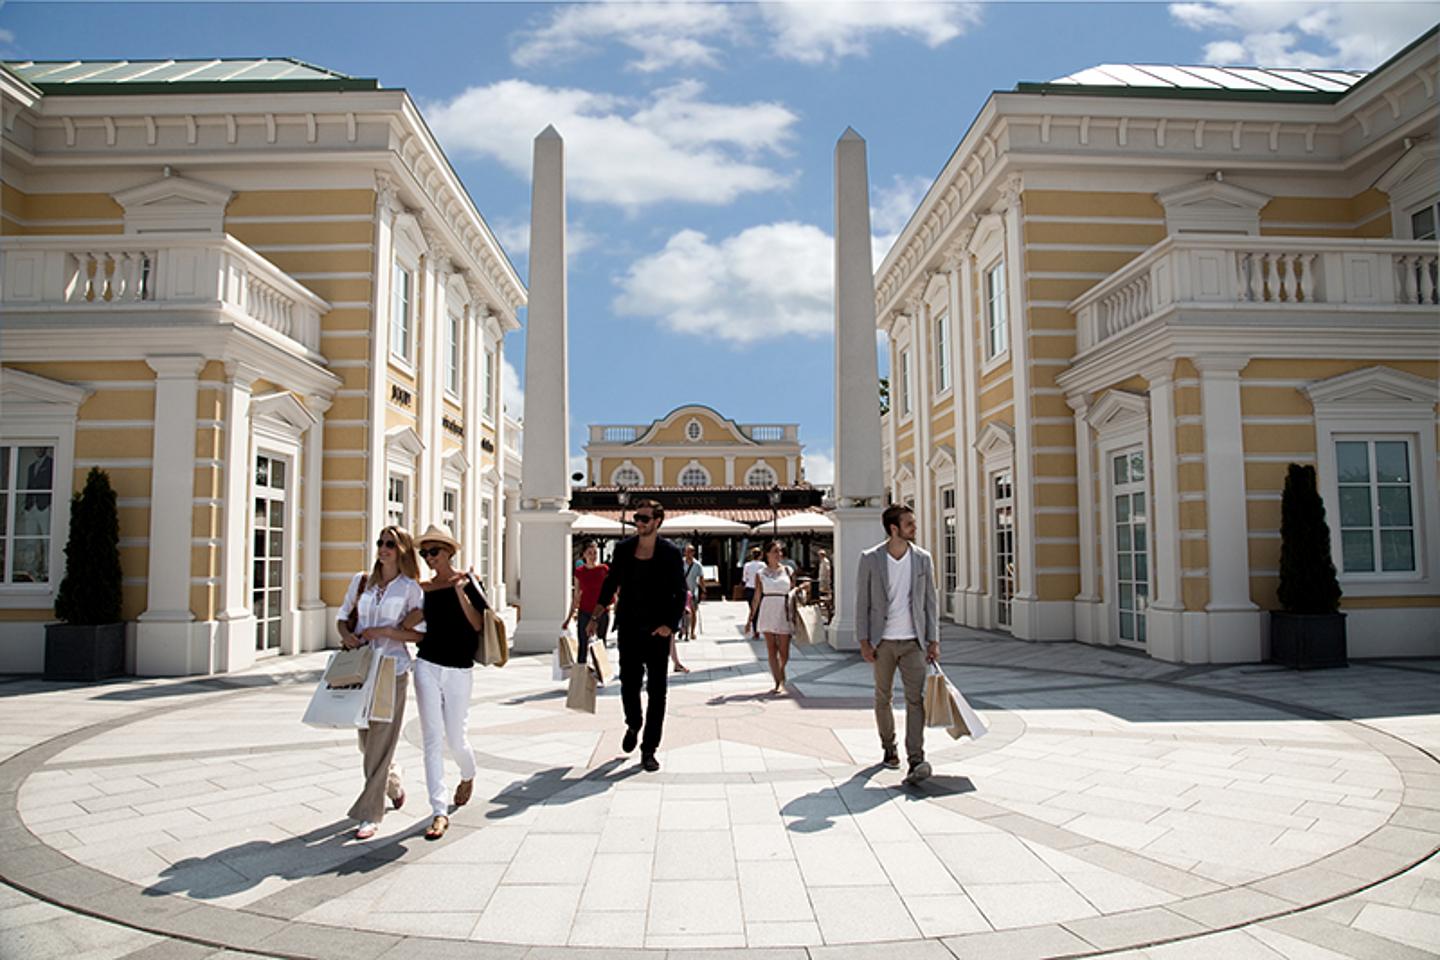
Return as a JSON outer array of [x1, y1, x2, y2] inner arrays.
[[442, 483, 461, 537], [1331, 437, 1420, 579], [983, 259, 1009, 364], [988, 463, 1017, 632], [390, 261, 415, 369], [0, 443, 60, 590], [1306, 367, 1440, 599], [685, 418, 703, 442], [386, 471, 410, 532], [745, 461, 778, 487], [899, 348, 914, 421], [445, 309, 463, 400], [482, 344, 496, 423], [678, 461, 711, 487], [478, 495, 493, 583], [0, 371, 84, 607], [250, 449, 294, 657], [611, 461, 643, 487], [1088, 390, 1152, 650], [933, 309, 952, 396]]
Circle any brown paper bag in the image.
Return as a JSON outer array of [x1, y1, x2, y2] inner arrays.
[[924, 663, 987, 741], [588, 638, 612, 685], [324, 645, 373, 688], [794, 605, 822, 646], [368, 655, 397, 724], [565, 658, 597, 713]]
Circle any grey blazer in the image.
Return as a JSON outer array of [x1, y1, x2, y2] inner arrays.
[[854, 542, 939, 647]]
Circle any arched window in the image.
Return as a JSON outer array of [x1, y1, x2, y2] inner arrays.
[[679, 463, 710, 486], [612, 464, 642, 487], [685, 418, 703, 442], [745, 463, 777, 487]]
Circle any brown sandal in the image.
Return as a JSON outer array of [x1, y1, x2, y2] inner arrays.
[[424, 815, 449, 840], [453, 779, 473, 807]]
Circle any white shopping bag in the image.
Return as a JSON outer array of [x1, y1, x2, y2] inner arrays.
[[303, 649, 382, 730], [924, 662, 989, 742]]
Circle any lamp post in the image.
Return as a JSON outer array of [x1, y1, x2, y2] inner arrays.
[[617, 484, 630, 534], [769, 484, 782, 540]]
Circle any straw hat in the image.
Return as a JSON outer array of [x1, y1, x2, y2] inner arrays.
[[416, 523, 460, 554]]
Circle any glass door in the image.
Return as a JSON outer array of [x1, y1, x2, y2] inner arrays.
[[940, 485, 957, 617], [993, 471, 1014, 630], [1111, 448, 1148, 648], [253, 454, 287, 653]]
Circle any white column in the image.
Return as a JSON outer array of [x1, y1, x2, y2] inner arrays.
[[369, 175, 402, 546], [136, 355, 207, 676], [651, 455, 664, 485], [830, 128, 886, 650], [724, 455, 735, 486], [299, 393, 331, 651], [954, 246, 984, 624], [885, 332, 899, 502], [486, 311, 508, 608], [1069, 393, 1102, 644], [944, 246, 974, 621], [909, 295, 932, 552], [513, 125, 576, 653], [1142, 360, 1187, 662], [1196, 354, 1263, 662], [213, 363, 259, 670], [417, 233, 448, 529]]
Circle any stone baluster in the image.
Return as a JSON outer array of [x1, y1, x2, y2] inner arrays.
[[1281, 254, 1298, 301], [1265, 253, 1281, 301], [1298, 253, 1316, 302], [1248, 253, 1264, 302]]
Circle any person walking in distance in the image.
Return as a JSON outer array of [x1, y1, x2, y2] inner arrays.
[[741, 546, 764, 636], [681, 544, 703, 641], [562, 540, 610, 662], [589, 499, 687, 772], [855, 504, 940, 785], [749, 540, 795, 695]]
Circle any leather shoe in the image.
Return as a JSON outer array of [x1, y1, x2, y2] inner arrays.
[[882, 747, 900, 770], [905, 760, 932, 785], [424, 815, 449, 841], [453, 779, 473, 807], [392, 790, 405, 810], [622, 727, 639, 754], [641, 752, 660, 772]]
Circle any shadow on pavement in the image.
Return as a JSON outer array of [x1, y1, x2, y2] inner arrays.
[[780, 767, 977, 834]]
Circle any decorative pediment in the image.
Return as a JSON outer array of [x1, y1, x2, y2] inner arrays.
[[1087, 390, 1149, 433], [1157, 179, 1270, 236], [443, 447, 470, 476], [1303, 366, 1439, 416], [385, 425, 424, 458], [634, 404, 754, 446], [0, 368, 90, 414], [251, 392, 318, 434], [927, 443, 956, 473], [392, 212, 428, 264], [968, 212, 1005, 260], [974, 420, 1015, 459], [894, 460, 916, 483], [113, 173, 232, 234], [1376, 143, 1440, 234]]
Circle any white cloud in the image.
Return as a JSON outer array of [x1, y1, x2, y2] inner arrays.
[[569, 453, 588, 482], [491, 216, 601, 262], [427, 79, 796, 210], [870, 173, 931, 267], [0, 28, 15, 48], [760, 1, 983, 65], [614, 221, 832, 344], [1169, 1, 1434, 69], [501, 354, 524, 419], [803, 447, 834, 486], [512, 2, 740, 73]]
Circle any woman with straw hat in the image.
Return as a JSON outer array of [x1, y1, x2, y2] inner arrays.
[[414, 523, 486, 840]]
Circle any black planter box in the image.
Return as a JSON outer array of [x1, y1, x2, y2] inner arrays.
[[1270, 611, 1347, 670], [44, 622, 127, 681]]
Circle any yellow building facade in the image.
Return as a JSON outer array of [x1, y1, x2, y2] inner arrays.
[[0, 60, 524, 674], [877, 32, 1439, 660], [585, 404, 804, 490]]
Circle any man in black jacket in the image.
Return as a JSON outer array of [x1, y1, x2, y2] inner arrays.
[[589, 498, 688, 772]]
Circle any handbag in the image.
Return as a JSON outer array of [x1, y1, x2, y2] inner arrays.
[[323, 644, 373, 688], [923, 662, 988, 741], [343, 573, 368, 635], [303, 649, 383, 729]]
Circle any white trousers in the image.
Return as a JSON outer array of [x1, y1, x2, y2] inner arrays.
[[412, 657, 478, 816]]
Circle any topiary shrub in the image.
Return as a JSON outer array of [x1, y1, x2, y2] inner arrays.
[[54, 467, 123, 625], [1276, 463, 1342, 615]]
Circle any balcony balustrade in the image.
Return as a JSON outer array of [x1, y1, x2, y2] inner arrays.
[[1, 232, 327, 356], [1072, 236, 1439, 353]]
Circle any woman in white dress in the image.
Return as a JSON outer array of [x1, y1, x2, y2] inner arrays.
[[748, 540, 794, 695]]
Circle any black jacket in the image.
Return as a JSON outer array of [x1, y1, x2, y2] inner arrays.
[[598, 536, 688, 636]]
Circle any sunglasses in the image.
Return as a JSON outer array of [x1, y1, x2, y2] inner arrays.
[[632, 514, 655, 524], [419, 546, 446, 558], [375, 538, 398, 550]]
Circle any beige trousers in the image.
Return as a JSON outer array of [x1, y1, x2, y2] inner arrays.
[[349, 671, 409, 823], [873, 639, 926, 765]]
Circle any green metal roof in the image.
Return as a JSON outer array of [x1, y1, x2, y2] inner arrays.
[[1, 58, 379, 94]]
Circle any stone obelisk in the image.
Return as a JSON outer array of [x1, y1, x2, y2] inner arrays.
[[512, 125, 575, 654], [829, 128, 886, 651]]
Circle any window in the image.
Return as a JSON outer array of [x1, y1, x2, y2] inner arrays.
[[391, 264, 413, 364], [1411, 202, 1437, 241], [386, 473, 408, 530], [679, 464, 710, 486], [1336, 439, 1416, 574], [993, 470, 1015, 629], [745, 463, 777, 487], [0, 445, 54, 584], [934, 311, 951, 392], [612, 464, 642, 487], [1112, 448, 1149, 647], [940, 485, 957, 614], [900, 349, 913, 417], [446, 312, 462, 396], [478, 496, 492, 582], [483, 347, 495, 420], [985, 262, 1008, 359], [685, 419, 703, 442], [442, 485, 460, 538], [252, 454, 287, 653]]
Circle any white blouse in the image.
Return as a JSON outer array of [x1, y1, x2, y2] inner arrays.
[[338, 572, 424, 675]]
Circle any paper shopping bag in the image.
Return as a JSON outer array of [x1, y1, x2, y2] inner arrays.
[[323, 645, 373, 688], [588, 638, 612, 686], [924, 662, 987, 741], [367, 655, 398, 724], [565, 657, 597, 713], [553, 633, 579, 681], [303, 650, 381, 729], [794, 605, 822, 646], [476, 609, 508, 666]]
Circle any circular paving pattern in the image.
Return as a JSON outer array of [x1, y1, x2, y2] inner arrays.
[[2, 623, 1438, 959]]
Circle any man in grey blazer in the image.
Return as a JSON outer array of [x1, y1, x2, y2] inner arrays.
[[855, 503, 940, 784]]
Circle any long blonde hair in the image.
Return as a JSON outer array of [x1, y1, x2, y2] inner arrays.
[[370, 525, 420, 585]]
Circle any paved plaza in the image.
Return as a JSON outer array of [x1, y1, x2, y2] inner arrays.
[[1, 601, 1438, 959]]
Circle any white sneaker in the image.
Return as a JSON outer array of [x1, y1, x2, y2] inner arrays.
[[355, 821, 378, 840]]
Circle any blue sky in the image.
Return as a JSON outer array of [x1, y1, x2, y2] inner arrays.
[[3, 2, 1432, 484]]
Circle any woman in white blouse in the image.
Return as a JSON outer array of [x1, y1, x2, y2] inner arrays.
[[337, 525, 424, 840]]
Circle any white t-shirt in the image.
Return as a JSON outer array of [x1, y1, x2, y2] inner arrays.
[[881, 548, 918, 640], [339, 571, 424, 675], [743, 559, 765, 590]]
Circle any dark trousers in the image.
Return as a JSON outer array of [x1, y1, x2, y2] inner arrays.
[[619, 630, 670, 754]]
